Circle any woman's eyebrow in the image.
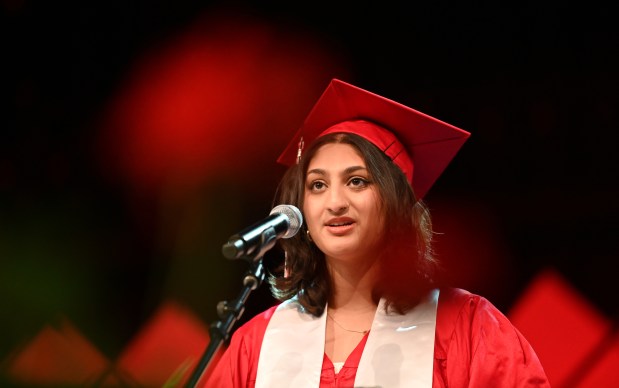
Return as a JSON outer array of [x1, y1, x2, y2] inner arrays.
[[343, 166, 367, 175], [306, 165, 367, 177], [306, 168, 326, 176]]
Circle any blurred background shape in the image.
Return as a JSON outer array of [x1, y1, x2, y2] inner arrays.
[[509, 270, 618, 386], [114, 300, 216, 387], [2, 1, 617, 387], [3, 318, 112, 386]]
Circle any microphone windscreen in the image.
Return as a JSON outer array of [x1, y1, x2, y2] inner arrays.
[[270, 205, 303, 238]]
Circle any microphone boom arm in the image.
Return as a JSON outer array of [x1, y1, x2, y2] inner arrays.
[[222, 223, 280, 262], [185, 233, 272, 387], [186, 205, 302, 386]]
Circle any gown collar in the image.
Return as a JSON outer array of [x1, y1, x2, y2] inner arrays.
[[256, 289, 439, 388]]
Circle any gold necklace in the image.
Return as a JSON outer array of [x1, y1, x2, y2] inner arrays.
[[327, 313, 369, 334]]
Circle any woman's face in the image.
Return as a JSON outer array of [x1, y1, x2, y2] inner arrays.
[[303, 143, 385, 263]]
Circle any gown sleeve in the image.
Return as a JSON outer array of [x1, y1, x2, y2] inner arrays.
[[433, 288, 550, 387], [202, 306, 275, 388]]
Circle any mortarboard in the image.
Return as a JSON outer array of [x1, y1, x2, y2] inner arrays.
[[277, 79, 471, 199]]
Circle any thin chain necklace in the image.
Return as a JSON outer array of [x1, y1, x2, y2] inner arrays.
[[327, 313, 369, 334]]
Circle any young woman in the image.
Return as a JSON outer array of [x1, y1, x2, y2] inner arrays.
[[205, 79, 549, 387]]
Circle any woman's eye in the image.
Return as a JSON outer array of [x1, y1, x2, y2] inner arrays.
[[309, 181, 326, 191], [349, 177, 369, 187]]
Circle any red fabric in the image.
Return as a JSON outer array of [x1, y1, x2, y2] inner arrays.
[[320, 120, 414, 184], [320, 333, 369, 387], [204, 288, 549, 387]]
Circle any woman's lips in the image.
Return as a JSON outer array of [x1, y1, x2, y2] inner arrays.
[[325, 218, 355, 235]]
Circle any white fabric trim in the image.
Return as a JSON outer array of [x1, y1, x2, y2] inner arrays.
[[255, 289, 439, 388], [332, 362, 345, 374], [355, 289, 439, 388], [256, 297, 326, 388]]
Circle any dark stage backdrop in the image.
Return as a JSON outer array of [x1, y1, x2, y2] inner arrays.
[[2, 1, 617, 386]]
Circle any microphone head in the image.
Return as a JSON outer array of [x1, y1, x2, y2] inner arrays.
[[270, 204, 303, 238]]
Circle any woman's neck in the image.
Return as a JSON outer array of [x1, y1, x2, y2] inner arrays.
[[326, 254, 380, 311]]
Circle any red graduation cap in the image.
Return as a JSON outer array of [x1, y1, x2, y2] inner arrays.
[[277, 79, 471, 199]]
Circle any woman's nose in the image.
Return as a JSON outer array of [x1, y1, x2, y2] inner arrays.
[[326, 187, 349, 214]]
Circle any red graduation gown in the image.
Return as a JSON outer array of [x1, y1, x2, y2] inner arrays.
[[204, 288, 550, 387]]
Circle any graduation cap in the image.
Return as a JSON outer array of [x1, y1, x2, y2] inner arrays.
[[277, 79, 471, 199]]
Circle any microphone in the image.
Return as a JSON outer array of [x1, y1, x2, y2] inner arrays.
[[222, 204, 303, 260]]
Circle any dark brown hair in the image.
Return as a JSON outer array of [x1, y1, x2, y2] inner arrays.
[[269, 132, 437, 316]]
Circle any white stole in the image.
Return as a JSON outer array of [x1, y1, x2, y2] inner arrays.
[[255, 289, 439, 388]]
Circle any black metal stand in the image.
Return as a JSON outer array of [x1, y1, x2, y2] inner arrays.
[[184, 258, 266, 387], [184, 219, 283, 387]]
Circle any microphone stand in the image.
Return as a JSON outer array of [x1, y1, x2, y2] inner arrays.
[[185, 225, 279, 387]]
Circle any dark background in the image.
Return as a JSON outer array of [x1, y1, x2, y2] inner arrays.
[[2, 0, 617, 364]]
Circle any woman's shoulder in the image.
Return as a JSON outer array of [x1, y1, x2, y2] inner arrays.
[[204, 304, 281, 387], [233, 303, 280, 339], [435, 287, 511, 343], [433, 289, 550, 385], [435, 287, 532, 356], [217, 304, 280, 369], [436, 287, 498, 318]]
